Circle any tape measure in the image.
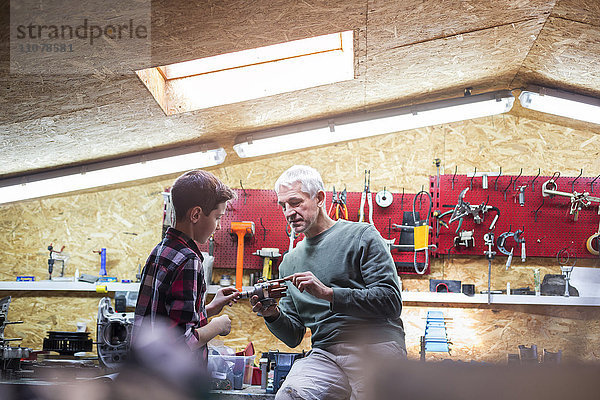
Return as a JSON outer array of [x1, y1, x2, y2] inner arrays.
[[375, 190, 393, 208], [95, 285, 108, 293], [586, 232, 599, 256]]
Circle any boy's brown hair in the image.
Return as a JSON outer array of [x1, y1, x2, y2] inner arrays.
[[171, 170, 236, 221]]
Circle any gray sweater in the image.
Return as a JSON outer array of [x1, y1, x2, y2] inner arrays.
[[266, 220, 405, 350]]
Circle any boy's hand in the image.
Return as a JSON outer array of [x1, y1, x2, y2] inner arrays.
[[207, 287, 239, 317], [212, 315, 232, 336]]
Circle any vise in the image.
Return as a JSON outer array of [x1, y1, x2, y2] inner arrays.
[[259, 350, 305, 394]]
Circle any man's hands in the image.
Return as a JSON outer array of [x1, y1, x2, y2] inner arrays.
[[206, 286, 239, 317], [250, 272, 333, 321], [250, 295, 280, 320], [287, 272, 333, 302]]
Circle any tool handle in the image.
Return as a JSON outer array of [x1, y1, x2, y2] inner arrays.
[[367, 193, 373, 224], [521, 242, 526, 262], [505, 249, 513, 270], [236, 232, 245, 291], [359, 192, 366, 222]]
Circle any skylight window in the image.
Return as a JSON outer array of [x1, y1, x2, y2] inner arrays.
[[136, 31, 355, 115]]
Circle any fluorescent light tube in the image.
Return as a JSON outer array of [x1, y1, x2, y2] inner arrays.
[[234, 90, 514, 158], [519, 86, 600, 125], [0, 144, 226, 204]]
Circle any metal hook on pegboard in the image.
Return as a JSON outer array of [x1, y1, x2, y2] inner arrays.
[[259, 217, 267, 241], [569, 168, 583, 192], [400, 188, 405, 210], [239, 180, 250, 205], [590, 173, 600, 193], [531, 168, 541, 192], [493, 166, 502, 191], [513, 168, 523, 190], [469, 166, 477, 190], [533, 198, 544, 222], [451, 166, 458, 190], [503, 177, 513, 201]]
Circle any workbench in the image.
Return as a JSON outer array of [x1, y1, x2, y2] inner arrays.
[[211, 385, 275, 399]]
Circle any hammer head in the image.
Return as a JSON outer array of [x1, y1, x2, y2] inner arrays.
[[231, 221, 255, 237]]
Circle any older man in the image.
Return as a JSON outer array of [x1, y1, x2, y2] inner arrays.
[[251, 165, 406, 400]]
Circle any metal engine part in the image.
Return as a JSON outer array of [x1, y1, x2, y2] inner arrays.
[[97, 297, 134, 369]]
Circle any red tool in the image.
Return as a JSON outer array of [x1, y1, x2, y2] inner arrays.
[[328, 186, 348, 220]]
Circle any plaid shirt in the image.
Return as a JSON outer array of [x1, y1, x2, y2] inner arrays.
[[134, 227, 208, 359]]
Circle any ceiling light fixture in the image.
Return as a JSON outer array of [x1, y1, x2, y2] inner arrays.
[[519, 86, 600, 125], [233, 90, 515, 158], [0, 143, 226, 205]]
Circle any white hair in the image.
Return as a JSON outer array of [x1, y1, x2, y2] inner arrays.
[[274, 165, 325, 198]]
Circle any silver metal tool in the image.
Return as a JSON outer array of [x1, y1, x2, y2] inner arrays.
[[497, 229, 526, 269], [483, 232, 496, 305], [448, 188, 500, 229], [239, 278, 289, 315], [542, 179, 600, 221], [518, 185, 527, 206]]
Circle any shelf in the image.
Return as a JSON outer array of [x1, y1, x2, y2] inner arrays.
[[0, 281, 252, 294], [0, 280, 141, 292], [2, 281, 598, 306], [401, 291, 600, 306]]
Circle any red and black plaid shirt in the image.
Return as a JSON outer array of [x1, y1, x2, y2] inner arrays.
[[134, 227, 208, 359]]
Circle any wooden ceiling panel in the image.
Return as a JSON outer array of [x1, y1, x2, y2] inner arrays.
[[0, 74, 148, 125], [366, 0, 555, 51], [513, 16, 600, 97], [150, 0, 365, 66], [552, 0, 600, 26], [364, 18, 545, 105]]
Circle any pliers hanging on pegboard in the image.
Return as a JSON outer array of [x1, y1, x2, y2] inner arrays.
[[328, 186, 349, 220], [359, 170, 373, 224]]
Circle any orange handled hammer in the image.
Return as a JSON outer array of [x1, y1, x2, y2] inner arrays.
[[231, 221, 255, 291]]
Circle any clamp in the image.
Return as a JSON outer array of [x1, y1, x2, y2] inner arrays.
[[497, 229, 526, 269]]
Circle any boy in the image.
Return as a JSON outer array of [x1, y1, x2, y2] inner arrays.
[[134, 170, 239, 364]]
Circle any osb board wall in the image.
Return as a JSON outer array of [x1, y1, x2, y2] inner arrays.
[[0, 292, 100, 349], [2, 113, 600, 362]]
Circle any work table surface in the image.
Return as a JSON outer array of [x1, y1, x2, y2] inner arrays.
[[211, 385, 275, 399]]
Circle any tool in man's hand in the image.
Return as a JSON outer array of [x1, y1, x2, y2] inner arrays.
[[231, 221, 255, 291], [358, 170, 373, 224], [328, 186, 348, 220], [240, 278, 290, 316]]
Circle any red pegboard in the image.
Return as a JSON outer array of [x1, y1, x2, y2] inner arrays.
[[433, 173, 600, 260], [191, 188, 432, 275]]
